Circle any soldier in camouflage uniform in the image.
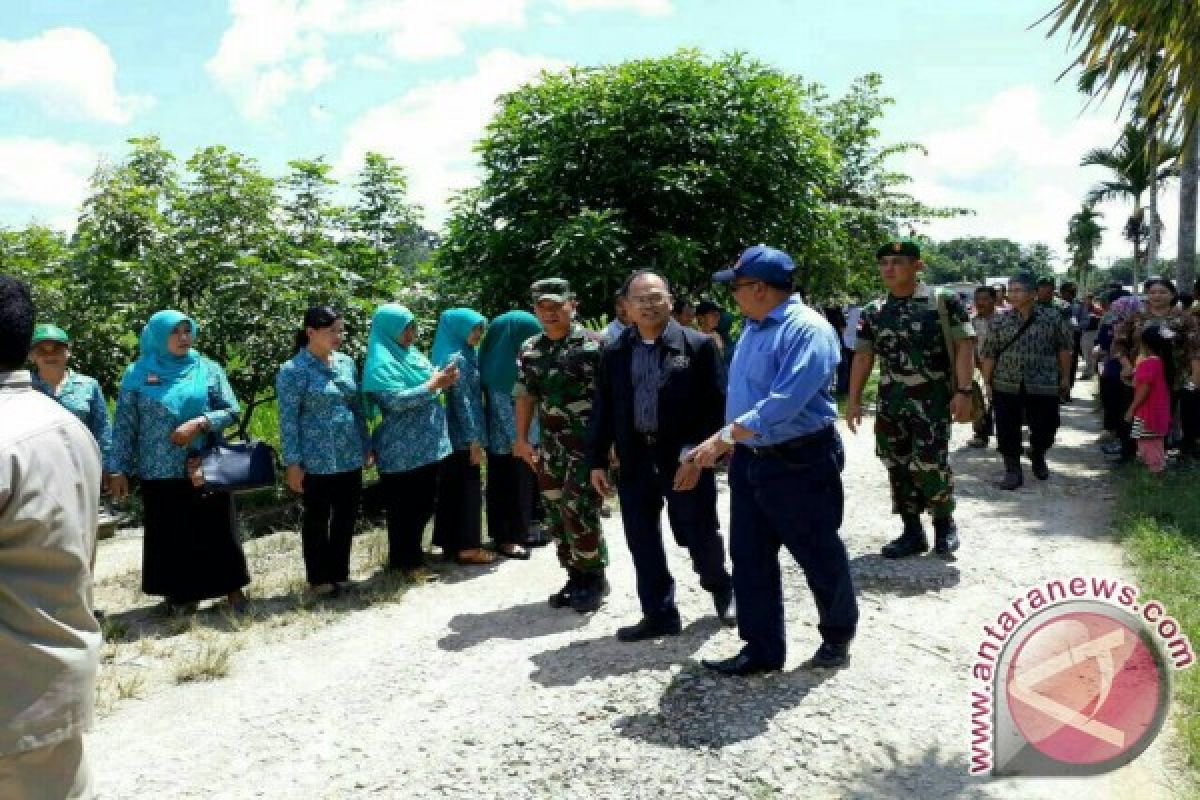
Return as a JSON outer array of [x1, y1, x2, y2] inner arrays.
[[513, 278, 610, 613], [846, 239, 976, 559]]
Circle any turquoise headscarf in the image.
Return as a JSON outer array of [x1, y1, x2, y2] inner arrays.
[[430, 308, 487, 368], [363, 304, 434, 398], [119, 310, 210, 420], [479, 311, 542, 394]]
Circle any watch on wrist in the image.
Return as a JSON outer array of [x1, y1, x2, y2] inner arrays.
[[956, 387, 973, 396], [718, 424, 736, 445]]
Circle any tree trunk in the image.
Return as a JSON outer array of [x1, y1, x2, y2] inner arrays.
[[1179, 124, 1199, 292]]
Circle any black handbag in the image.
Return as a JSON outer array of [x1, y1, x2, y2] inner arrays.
[[197, 436, 278, 492]]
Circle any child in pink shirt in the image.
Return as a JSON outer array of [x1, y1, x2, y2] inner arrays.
[[1126, 325, 1175, 473]]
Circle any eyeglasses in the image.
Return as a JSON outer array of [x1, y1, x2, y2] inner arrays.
[[730, 280, 762, 293], [628, 292, 668, 306]]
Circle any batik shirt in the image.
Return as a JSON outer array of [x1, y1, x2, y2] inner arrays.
[[1112, 309, 1200, 390], [484, 390, 539, 454], [980, 306, 1073, 396], [368, 387, 452, 474], [108, 359, 239, 479], [444, 354, 484, 452], [275, 349, 370, 475], [32, 370, 112, 465]]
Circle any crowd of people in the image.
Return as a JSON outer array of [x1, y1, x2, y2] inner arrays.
[[4, 243, 1200, 793]]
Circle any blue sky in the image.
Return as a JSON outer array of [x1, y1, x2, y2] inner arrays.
[[0, 0, 1176, 265]]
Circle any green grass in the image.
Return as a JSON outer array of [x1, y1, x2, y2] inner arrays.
[[1115, 464, 1200, 781]]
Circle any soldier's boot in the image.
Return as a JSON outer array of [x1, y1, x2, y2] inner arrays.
[[570, 570, 609, 614], [548, 568, 581, 609], [933, 516, 960, 557], [998, 455, 1023, 490], [1029, 449, 1050, 481], [881, 514, 929, 559]]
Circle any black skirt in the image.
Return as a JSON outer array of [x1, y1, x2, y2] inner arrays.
[[140, 479, 251, 603]]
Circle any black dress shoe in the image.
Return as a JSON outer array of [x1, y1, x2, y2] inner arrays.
[[713, 588, 737, 627], [805, 641, 850, 669], [616, 613, 682, 642], [701, 652, 782, 677], [1029, 450, 1049, 480], [881, 514, 928, 559]]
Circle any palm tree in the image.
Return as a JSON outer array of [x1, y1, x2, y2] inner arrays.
[[1080, 123, 1180, 275], [1065, 203, 1105, 289], [1043, 0, 1200, 287]]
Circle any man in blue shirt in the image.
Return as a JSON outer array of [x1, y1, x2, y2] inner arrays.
[[690, 246, 858, 675]]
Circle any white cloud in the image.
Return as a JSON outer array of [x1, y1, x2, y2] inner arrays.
[[336, 49, 568, 227], [555, 0, 672, 15], [898, 85, 1182, 267], [207, 0, 528, 118], [0, 138, 97, 224], [0, 28, 153, 124]]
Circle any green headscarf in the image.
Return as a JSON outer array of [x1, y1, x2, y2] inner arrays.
[[363, 304, 433, 399], [119, 310, 210, 420], [479, 311, 542, 394], [431, 307, 486, 368]]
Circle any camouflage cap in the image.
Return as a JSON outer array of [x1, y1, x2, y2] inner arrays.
[[530, 278, 572, 304], [875, 238, 920, 260]]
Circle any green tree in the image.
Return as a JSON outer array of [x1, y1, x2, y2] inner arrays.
[[282, 157, 342, 250], [921, 237, 1024, 284], [1081, 122, 1180, 269], [438, 50, 841, 314], [1044, 0, 1200, 286], [1065, 203, 1105, 288], [350, 152, 424, 276]]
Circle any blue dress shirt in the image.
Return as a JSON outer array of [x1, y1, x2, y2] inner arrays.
[[108, 358, 239, 479], [275, 349, 370, 475], [726, 296, 840, 445]]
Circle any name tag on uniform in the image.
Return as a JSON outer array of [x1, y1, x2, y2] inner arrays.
[[146, 373, 161, 385]]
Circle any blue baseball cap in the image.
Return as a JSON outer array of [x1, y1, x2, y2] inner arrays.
[[712, 245, 795, 286]]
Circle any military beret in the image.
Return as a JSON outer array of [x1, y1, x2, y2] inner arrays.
[[875, 239, 920, 260], [530, 278, 573, 304]]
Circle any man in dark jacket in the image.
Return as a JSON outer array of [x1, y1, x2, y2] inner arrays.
[[588, 270, 735, 641]]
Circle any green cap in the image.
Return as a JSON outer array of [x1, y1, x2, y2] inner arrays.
[[530, 278, 572, 304], [31, 323, 70, 345], [875, 238, 920, 260]]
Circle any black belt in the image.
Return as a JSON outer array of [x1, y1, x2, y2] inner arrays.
[[743, 425, 835, 458]]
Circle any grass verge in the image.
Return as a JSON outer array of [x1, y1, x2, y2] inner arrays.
[[1115, 463, 1200, 780]]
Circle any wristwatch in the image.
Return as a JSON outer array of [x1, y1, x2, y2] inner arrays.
[[956, 387, 973, 396], [718, 424, 736, 445]]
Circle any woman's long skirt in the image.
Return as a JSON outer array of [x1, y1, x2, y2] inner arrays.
[[140, 479, 250, 604]]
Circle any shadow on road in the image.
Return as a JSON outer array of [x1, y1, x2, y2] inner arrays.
[[841, 743, 991, 799], [438, 601, 590, 651], [613, 662, 832, 749]]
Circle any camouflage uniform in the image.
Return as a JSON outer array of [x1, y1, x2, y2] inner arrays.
[[855, 284, 974, 519], [514, 323, 608, 572]]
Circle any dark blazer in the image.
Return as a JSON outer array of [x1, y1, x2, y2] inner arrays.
[[587, 319, 726, 472]]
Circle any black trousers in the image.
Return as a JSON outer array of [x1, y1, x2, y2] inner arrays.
[[1183, 387, 1200, 453], [729, 430, 857, 666], [993, 386, 1061, 458], [301, 469, 362, 585], [1099, 368, 1128, 434], [381, 462, 440, 570], [1070, 330, 1083, 387], [616, 448, 732, 617], [486, 452, 536, 545], [433, 449, 483, 553], [141, 479, 250, 603], [972, 403, 994, 441]]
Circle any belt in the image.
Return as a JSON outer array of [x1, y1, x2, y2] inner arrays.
[[743, 425, 835, 458]]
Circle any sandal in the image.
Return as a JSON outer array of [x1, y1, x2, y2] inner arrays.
[[498, 544, 530, 560], [456, 548, 498, 565]]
